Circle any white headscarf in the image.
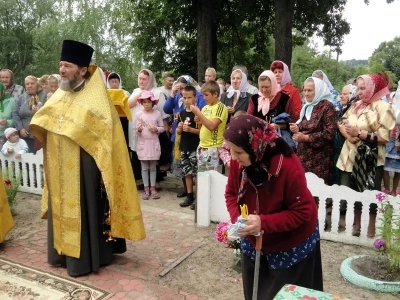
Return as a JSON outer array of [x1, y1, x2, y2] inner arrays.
[[296, 77, 334, 123], [227, 69, 249, 99], [140, 69, 157, 91], [106, 72, 122, 89], [312, 70, 334, 91]]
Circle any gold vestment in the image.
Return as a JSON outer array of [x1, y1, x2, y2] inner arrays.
[[30, 66, 145, 258], [0, 172, 14, 243]]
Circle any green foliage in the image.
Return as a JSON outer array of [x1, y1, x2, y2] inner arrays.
[[369, 37, 400, 85], [375, 193, 400, 274], [2, 163, 22, 207]]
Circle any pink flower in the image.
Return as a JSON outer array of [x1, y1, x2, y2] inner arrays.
[[373, 238, 386, 250], [375, 192, 386, 202], [215, 221, 231, 246]]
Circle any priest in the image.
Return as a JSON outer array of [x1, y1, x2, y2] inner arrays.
[[30, 40, 145, 277]]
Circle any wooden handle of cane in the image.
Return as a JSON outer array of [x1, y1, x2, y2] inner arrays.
[[255, 230, 264, 251]]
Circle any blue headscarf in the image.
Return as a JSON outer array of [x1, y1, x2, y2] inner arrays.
[[297, 77, 334, 123]]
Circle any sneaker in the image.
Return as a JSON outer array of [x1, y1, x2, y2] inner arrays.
[[179, 197, 194, 207], [177, 191, 187, 198], [190, 203, 195, 210]]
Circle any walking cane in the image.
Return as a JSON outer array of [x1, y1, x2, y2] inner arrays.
[[252, 230, 263, 300]]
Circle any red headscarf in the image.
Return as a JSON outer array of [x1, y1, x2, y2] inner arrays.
[[354, 74, 390, 117], [223, 115, 278, 204]]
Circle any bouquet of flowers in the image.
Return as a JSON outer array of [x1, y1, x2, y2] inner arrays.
[[215, 221, 242, 269]]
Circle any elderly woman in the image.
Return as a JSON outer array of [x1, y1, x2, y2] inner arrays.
[[337, 74, 395, 237], [312, 70, 340, 108], [12, 76, 46, 152], [339, 84, 358, 117], [0, 82, 16, 147], [224, 115, 323, 299], [334, 83, 359, 184], [0, 69, 24, 100], [220, 69, 252, 123], [247, 70, 298, 124], [270, 61, 302, 117], [289, 77, 338, 185], [164, 75, 206, 198]]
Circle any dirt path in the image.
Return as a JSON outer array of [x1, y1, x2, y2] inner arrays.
[[5, 176, 400, 299]]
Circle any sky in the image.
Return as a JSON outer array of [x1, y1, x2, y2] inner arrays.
[[317, 0, 400, 61]]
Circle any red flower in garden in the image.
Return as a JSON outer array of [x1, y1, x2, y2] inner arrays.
[[4, 179, 12, 187], [303, 296, 317, 300]]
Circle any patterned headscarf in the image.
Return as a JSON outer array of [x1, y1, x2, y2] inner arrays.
[[257, 70, 279, 116], [354, 74, 389, 117], [0, 82, 11, 111], [177, 75, 198, 88], [227, 69, 249, 99], [223, 115, 279, 203], [341, 84, 358, 113], [312, 70, 334, 91], [139, 69, 157, 91], [270, 60, 292, 88], [297, 77, 334, 123]]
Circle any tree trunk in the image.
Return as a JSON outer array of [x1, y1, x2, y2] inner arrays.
[[197, 0, 217, 83], [274, 0, 296, 69]]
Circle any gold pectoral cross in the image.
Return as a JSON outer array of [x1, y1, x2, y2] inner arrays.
[[57, 115, 65, 132]]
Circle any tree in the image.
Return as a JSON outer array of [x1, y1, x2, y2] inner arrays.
[[0, 0, 56, 81], [369, 37, 400, 83]]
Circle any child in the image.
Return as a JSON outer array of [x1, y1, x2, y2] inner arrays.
[[190, 81, 228, 209], [135, 91, 165, 199], [1, 128, 28, 158], [48, 75, 60, 93], [176, 86, 201, 208]]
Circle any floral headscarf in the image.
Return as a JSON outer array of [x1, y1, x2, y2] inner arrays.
[[223, 114, 278, 203], [257, 70, 279, 116], [227, 69, 249, 99], [312, 70, 334, 91], [354, 74, 389, 117], [297, 77, 334, 123], [177, 75, 199, 88], [270, 60, 292, 88], [139, 69, 157, 91], [0, 82, 11, 111]]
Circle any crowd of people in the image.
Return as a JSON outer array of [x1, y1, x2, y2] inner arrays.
[[0, 39, 399, 298]]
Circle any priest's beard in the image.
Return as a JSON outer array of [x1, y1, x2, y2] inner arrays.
[[59, 71, 80, 91]]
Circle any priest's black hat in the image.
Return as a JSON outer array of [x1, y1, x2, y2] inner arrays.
[[60, 40, 94, 67]]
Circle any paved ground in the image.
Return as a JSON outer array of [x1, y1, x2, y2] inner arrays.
[[0, 175, 211, 300]]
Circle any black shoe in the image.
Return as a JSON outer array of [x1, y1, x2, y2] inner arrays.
[[179, 197, 194, 207], [177, 191, 187, 198], [190, 203, 195, 210]]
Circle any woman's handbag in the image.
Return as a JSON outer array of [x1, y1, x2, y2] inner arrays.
[[351, 135, 378, 192]]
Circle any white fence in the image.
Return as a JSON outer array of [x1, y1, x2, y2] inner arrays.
[[0, 149, 44, 195], [196, 170, 400, 247], [2, 149, 399, 248]]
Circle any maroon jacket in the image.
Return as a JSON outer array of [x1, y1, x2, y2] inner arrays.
[[225, 154, 317, 254]]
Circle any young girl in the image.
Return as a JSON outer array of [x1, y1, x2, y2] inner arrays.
[[136, 91, 165, 199]]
